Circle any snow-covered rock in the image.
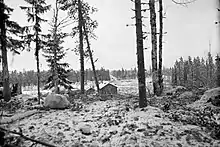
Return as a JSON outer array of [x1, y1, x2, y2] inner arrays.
[[79, 124, 92, 135], [188, 87, 220, 109], [44, 93, 70, 109], [206, 87, 220, 107], [199, 87, 220, 104]]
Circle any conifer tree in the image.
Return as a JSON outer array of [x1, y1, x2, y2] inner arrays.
[[149, 0, 160, 96], [43, 0, 72, 92], [20, 0, 51, 104], [198, 58, 205, 87], [134, 0, 147, 107], [188, 56, 193, 89], [183, 60, 188, 86], [43, 32, 73, 91], [215, 55, 220, 87], [158, 0, 164, 95], [0, 0, 24, 101], [0, 0, 11, 101], [60, 0, 99, 94]]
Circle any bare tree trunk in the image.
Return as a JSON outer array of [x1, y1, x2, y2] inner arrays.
[[158, 0, 163, 95], [217, 0, 220, 87], [53, 0, 59, 93], [216, 55, 220, 87], [36, 50, 41, 104], [218, 0, 220, 87], [219, 0, 220, 44], [78, 0, 84, 94], [0, 0, 11, 101], [149, 0, 159, 96], [82, 23, 100, 92], [35, 4, 41, 104], [135, 0, 147, 108]]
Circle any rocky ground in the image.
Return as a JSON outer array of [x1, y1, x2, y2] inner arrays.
[[0, 85, 220, 147]]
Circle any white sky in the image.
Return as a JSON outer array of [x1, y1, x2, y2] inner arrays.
[[5, 0, 219, 71]]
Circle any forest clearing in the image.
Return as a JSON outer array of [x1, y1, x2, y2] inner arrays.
[[0, 79, 220, 147], [0, 0, 220, 146]]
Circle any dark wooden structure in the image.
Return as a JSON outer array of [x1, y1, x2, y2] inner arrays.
[[100, 83, 117, 95]]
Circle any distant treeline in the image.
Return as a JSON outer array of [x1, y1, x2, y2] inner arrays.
[[111, 68, 138, 79], [1, 68, 110, 87], [111, 67, 172, 80], [6, 67, 173, 87], [171, 52, 220, 89], [68, 68, 110, 82]]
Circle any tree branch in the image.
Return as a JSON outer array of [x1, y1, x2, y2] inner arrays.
[[0, 127, 58, 147]]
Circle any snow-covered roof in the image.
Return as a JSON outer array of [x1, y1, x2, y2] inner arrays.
[[99, 82, 117, 89]]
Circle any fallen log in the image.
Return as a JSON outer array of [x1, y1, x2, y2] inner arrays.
[[0, 110, 39, 124]]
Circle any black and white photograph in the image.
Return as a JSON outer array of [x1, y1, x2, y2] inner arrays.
[[0, 0, 220, 146]]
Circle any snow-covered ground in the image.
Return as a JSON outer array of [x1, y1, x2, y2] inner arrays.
[[6, 97, 219, 147], [2, 80, 219, 147]]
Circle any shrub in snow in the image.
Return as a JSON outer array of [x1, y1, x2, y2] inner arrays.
[[44, 93, 70, 109], [178, 91, 193, 99], [165, 86, 187, 95]]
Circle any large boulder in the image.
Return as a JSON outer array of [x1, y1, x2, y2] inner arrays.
[[188, 87, 220, 109], [79, 124, 92, 135], [206, 87, 220, 107], [200, 87, 220, 104], [44, 93, 70, 109]]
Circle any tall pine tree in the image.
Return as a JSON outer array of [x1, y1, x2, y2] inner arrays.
[[21, 0, 51, 104], [216, 55, 220, 87], [43, 32, 72, 91], [134, 0, 147, 108], [149, 0, 160, 96], [0, 0, 11, 101], [60, 0, 99, 94], [43, 0, 72, 92], [0, 0, 24, 101], [158, 0, 164, 95]]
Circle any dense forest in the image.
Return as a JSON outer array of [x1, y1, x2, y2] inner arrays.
[[171, 53, 220, 89]]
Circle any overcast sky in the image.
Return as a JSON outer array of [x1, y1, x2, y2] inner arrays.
[[5, 0, 219, 71]]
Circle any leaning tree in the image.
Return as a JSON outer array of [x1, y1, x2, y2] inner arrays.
[[81, 4, 100, 92], [60, 0, 99, 93]]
